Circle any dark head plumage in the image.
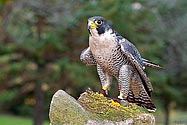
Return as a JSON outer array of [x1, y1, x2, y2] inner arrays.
[[87, 16, 111, 35]]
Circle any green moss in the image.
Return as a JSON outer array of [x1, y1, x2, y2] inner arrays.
[[78, 89, 146, 121], [49, 89, 155, 124]]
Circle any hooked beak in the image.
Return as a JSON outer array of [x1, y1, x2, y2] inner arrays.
[[87, 20, 97, 29]]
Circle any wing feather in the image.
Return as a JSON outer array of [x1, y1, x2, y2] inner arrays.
[[128, 69, 156, 111], [118, 39, 153, 93], [80, 47, 97, 66], [142, 58, 163, 69]]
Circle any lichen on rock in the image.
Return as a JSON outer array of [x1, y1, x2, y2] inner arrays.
[[49, 89, 155, 125], [78, 89, 143, 121]]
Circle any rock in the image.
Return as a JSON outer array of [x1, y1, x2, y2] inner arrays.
[[49, 90, 89, 125], [49, 89, 155, 125]]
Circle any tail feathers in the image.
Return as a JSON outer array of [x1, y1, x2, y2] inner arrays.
[[142, 58, 163, 69], [127, 90, 156, 112], [126, 72, 156, 112]]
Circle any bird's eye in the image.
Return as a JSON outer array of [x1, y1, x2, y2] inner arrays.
[[95, 20, 103, 25]]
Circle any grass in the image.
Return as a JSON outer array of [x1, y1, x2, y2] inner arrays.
[[0, 114, 49, 125]]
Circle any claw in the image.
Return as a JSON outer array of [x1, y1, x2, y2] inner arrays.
[[99, 93, 104, 97], [99, 89, 107, 96], [107, 97, 129, 107], [107, 97, 121, 106], [111, 98, 121, 103], [110, 99, 121, 106]]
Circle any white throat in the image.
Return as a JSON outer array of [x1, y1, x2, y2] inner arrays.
[[89, 29, 99, 37], [89, 29, 114, 42]]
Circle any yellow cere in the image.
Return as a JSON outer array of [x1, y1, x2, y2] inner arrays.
[[88, 21, 97, 29]]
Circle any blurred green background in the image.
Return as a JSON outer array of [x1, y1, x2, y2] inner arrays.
[[0, 0, 187, 125]]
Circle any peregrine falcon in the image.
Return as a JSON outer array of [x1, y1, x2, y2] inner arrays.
[[80, 16, 162, 112]]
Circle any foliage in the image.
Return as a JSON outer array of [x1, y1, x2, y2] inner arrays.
[[148, 0, 187, 109]]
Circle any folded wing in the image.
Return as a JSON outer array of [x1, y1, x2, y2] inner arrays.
[[118, 38, 153, 94]]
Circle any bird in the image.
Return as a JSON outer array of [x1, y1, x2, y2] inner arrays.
[[80, 16, 162, 112]]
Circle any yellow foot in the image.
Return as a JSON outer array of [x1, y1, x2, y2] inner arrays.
[[99, 89, 107, 96], [99, 93, 104, 97], [110, 100, 121, 107]]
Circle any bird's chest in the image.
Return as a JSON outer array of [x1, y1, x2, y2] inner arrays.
[[89, 35, 116, 60], [90, 37, 115, 56], [89, 35, 123, 75]]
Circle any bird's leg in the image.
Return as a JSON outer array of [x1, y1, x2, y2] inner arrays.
[[97, 64, 112, 96], [117, 65, 132, 105]]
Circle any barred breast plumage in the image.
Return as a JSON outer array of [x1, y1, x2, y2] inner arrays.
[[89, 29, 128, 77]]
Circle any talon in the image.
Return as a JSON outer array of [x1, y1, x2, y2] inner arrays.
[[110, 99, 121, 106], [99, 89, 107, 96], [112, 98, 121, 103], [107, 97, 121, 106]]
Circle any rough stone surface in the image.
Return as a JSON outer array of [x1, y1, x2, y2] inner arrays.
[[49, 90, 89, 125], [49, 89, 155, 125]]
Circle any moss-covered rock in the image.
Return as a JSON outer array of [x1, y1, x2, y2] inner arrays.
[[49, 89, 155, 125], [78, 89, 142, 121]]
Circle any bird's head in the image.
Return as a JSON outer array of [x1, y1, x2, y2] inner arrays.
[[87, 16, 111, 36]]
